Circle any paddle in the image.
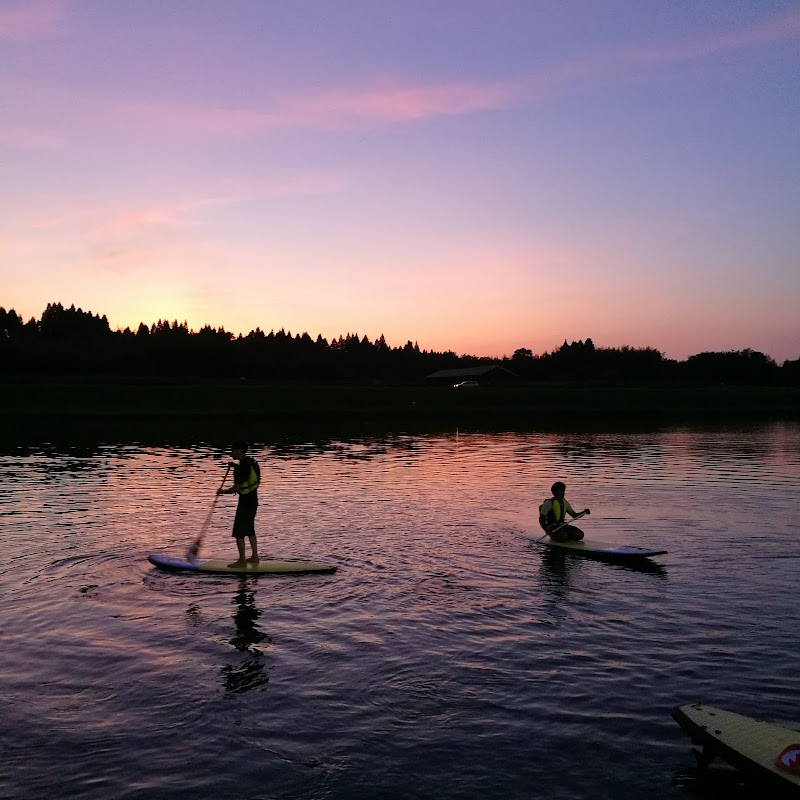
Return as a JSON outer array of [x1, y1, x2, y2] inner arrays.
[[534, 509, 589, 542], [186, 464, 232, 562]]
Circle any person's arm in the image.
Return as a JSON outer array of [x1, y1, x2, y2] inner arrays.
[[217, 462, 242, 494], [566, 499, 590, 518]]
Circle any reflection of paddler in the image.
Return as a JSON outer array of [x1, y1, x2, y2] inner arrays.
[[539, 481, 590, 542], [230, 581, 267, 652], [221, 580, 270, 695]]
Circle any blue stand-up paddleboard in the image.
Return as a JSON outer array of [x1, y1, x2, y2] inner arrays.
[[672, 703, 800, 796], [535, 537, 667, 563], [148, 554, 337, 575]]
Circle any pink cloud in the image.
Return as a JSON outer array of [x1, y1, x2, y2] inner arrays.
[[627, 7, 800, 64], [0, 125, 64, 149], [101, 178, 344, 233], [115, 79, 518, 138], [5, 8, 797, 146], [512, 10, 800, 110], [18, 175, 346, 261], [0, 0, 64, 40], [112, 102, 284, 138], [310, 81, 518, 121], [115, 10, 800, 141]]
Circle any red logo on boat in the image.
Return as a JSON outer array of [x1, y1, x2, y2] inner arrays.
[[775, 744, 800, 773]]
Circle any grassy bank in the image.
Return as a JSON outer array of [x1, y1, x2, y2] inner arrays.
[[2, 377, 798, 443]]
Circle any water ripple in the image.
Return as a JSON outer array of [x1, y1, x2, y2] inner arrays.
[[0, 424, 798, 799]]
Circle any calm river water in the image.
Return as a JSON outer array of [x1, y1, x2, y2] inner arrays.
[[1, 424, 799, 800]]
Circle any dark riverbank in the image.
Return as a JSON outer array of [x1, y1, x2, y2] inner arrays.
[[2, 377, 798, 445]]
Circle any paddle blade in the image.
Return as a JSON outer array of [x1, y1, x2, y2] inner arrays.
[[186, 537, 202, 563]]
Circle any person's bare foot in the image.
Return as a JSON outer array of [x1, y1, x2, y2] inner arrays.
[[227, 559, 247, 568], [246, 555, 260, 564]]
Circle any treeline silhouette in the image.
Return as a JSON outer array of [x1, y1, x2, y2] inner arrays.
[[1, 302, 798, 385]]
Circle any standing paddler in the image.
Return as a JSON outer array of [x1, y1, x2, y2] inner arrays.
[[217, 440, 261, 567]]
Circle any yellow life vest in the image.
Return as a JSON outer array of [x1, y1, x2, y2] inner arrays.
[[236, 460, 260, 496]]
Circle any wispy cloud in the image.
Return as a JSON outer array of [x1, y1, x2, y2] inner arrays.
[[625, 7, 800, 64], [114, 80, 516, 137], [0, 0, 64, 41], [0, 125, 65, 148], [4, 8, 798, 147], [26, 174, 345, 234], [90, 178, 345, 238], [518, 7, 800, 99], [16, 174, 347, 274], [308, 81, 518, 122], [114, 9, 800, 139]]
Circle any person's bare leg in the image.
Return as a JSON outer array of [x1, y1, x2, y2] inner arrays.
[[228, 538, 247, 567], [247, 535, 259, 563]]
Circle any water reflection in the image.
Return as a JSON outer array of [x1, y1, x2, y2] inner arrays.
[[267, 434, 424, 464], [537, 544, 667, 587], [537, 547, 583, 625], [220, 578, 271, 695], [671, 762, 751, 799], [1, 425, 799, 800], [535, 543, 668, 625]]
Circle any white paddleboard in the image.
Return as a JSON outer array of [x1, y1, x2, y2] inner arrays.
[[148, 554, 337, 575], [535, 537, 667, 562], [672, 703, 800, 794]]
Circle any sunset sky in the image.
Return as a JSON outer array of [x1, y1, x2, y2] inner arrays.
[[2, 0, 798, 361]]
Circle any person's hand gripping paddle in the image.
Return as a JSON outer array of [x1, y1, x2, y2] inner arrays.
[[186, 464, 232, 563]]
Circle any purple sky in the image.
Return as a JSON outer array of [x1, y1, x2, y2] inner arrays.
[[2, 0, 799, 361]]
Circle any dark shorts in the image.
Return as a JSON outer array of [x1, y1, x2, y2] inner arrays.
[[232, 501, 257, 539]]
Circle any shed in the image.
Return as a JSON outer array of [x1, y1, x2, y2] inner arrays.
[[426, 365, 518, 385]]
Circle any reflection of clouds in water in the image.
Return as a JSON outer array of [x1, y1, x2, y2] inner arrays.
[[222, 579, 271, 695]]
